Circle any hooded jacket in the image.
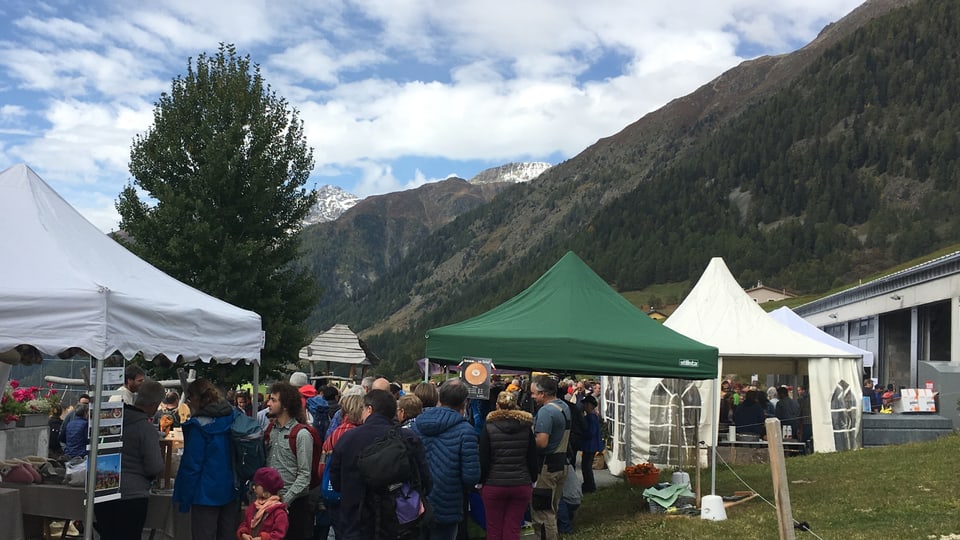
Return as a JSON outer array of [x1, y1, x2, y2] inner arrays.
[[479, 409, 538, 487], [173, 399, 237, 511], [411, 406, 480, 525], [120, 404, 165, 499]]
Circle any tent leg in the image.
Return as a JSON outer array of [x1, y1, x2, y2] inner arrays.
[[253, 361, 260, 412], [710, 377, 718, 496], [84, 356, 105, 540]]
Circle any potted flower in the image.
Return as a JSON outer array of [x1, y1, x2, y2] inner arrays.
[[1, 380, 59, 427], [624, 462, 660, 488]]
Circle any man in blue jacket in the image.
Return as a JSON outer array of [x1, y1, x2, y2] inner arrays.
[[411, 380, 480, 540]]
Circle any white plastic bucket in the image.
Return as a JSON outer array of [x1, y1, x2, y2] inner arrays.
[[700, 494, 727, 521]]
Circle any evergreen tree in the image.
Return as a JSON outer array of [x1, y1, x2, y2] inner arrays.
[[116, 44, 319, 386]]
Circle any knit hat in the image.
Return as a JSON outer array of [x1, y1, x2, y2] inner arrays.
[[289, 372, 309, 387], [252, 467, 284, 494]]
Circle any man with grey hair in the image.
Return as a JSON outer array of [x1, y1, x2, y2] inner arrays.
[[94, 379, 164, 539], [530, 375, 571, 540], [360, 376, 376, 392]]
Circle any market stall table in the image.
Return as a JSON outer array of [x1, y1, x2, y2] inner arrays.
[[0, 482, 191, 540]]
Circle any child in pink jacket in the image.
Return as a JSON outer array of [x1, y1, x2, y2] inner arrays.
[[237, 467, 289, 540]]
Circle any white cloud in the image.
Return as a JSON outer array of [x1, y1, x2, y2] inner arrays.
[[0, 0, 866, 231]]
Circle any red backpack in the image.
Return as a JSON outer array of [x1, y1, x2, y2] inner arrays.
[[264, 422, 322, 490]]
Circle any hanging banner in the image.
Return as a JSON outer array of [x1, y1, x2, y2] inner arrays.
[[459, 357, 493, 400], [88, 358, 125, 503]]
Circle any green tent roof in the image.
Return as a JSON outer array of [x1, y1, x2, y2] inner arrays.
[[425, 252, 718, 379]]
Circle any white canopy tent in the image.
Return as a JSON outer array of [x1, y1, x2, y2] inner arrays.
[[0, 164, 263, 539], [663, 257, 862, 455]]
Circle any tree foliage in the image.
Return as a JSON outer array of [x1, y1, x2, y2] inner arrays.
[[116, 43, 319, 386]]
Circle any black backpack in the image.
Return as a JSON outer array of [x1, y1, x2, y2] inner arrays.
[[356, 426, 429, 538], [357, 426, 417, 488]]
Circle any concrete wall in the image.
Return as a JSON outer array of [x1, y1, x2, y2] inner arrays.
[[919, 361, 960, 429], [0, 426, 48, 461], [861, 414, 953, 447]]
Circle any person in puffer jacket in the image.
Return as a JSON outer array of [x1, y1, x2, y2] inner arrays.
[[479, 391, 538, 540], [174, 378, 240, 540], [411, 380, 480, 540]]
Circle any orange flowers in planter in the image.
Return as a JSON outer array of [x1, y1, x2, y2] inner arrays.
[[624, 462, 659, 476]]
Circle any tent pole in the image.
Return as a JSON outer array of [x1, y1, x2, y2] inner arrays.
[[710, 377, 718, 496], [83, 355, 105, 540], [252, 361, 260, 412], [424, 359, 429, 384]]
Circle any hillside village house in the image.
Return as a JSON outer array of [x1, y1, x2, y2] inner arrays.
[[745, 281, 795, 303], [795, 251, 960, 429]]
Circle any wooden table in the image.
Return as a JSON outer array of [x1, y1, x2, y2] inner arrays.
[[159, 432, 184, 489]]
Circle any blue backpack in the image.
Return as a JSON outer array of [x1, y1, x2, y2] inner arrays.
[[229, 410, 265, 495], [306, 395, 330, 445]]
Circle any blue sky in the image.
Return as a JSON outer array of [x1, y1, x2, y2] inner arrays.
[[0, 0, 863, 232]]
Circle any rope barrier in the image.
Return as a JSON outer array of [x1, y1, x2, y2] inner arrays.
[[713, 447, 825, 539]]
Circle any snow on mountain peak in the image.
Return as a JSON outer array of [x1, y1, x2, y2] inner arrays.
[[468, 162, 552, 185], [304, 185, 360, 225]]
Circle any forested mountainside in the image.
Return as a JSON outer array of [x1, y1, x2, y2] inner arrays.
[[306, 0, 960, 378], [299, 177, 514, 313]]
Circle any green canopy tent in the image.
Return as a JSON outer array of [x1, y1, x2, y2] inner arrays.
[[425, 251, 718, 378], [425, 251, 725, 512]]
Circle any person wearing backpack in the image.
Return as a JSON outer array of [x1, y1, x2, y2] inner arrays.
[[329, 389, 432, 540], [410, 380, 479, 540], [264, 381, 316, 540], [319, 393, 365, 540], [173, 378, 240, 540]]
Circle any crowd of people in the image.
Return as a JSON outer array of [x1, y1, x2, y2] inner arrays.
[[49, 368, 605, 540], [719, 379, 812, 449]]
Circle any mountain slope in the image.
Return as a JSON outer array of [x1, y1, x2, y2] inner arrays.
[[313, 0, 959, 376], [300, 177, 515, 311]]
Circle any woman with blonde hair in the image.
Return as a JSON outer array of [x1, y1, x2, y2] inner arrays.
[[479, 391, 539, 540], [173, 378, 239, 540], [318, 393, 365, 538]]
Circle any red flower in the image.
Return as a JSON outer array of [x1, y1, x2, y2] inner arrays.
[[9, 380, 19, 389]]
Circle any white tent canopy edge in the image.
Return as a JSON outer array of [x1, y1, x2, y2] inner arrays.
[[0, 164, 264, 540]]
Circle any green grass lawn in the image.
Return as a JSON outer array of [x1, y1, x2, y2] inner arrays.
[[470, 433, 960, 539], [561, 433, 960, 539]]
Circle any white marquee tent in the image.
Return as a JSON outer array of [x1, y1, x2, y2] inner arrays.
[[0, 164, 263, 538], [603, 257, 864, 478], [600, 258, 862, 474], [664, 257, 863, 454]]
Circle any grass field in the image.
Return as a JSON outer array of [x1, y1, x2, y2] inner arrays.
[[560, 433, 960, 539]]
